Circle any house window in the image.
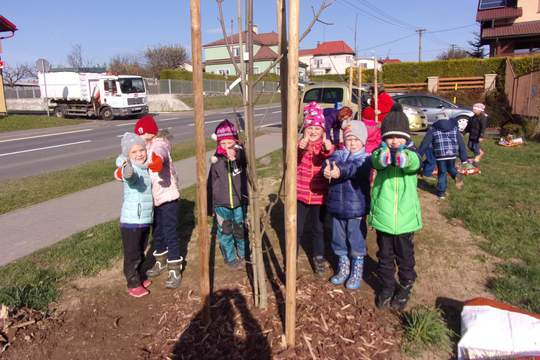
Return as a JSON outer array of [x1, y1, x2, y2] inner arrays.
[[253, 67, 260, 74], [233, 46, 240, 57], [217, 69, 230, 76]]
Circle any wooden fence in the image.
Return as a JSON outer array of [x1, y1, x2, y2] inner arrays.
[[438, 76, 484, 91], [385, 75, 489, 93], [384, 82, 426, 92], [505, 58, 540, 117]]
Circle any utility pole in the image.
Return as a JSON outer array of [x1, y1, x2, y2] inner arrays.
[[416, 28, 426, 62], [353, 13, 358, 58], [450, 43, 457, 57]]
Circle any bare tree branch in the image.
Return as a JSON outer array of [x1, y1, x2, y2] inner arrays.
[[216, 0, 242, 77], [3, 63, 36, 86]]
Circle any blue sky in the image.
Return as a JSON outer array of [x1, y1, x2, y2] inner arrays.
[[1, 0, 480, 68]]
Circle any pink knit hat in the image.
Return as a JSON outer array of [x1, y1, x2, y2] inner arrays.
[[212, 119, 238, 142], [303, 101, 324, 117], [473, 103, 485, 112], [303, 113, 326, 130]]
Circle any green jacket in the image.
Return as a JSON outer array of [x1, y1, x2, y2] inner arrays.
[[369, 146, 422, 235]]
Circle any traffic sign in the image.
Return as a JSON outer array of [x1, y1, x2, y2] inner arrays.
[[36, 58, 50, 73]]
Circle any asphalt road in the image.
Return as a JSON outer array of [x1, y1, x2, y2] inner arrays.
[[0, 105, 283, 180]]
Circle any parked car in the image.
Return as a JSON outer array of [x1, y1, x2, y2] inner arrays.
[[300, 82, 427, 131], [392, 93, 473, 131]]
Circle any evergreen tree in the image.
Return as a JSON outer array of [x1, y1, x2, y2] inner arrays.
[[467, 32, 486, 58]]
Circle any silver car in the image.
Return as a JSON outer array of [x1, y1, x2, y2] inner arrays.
[[393, 93, 473, 131]]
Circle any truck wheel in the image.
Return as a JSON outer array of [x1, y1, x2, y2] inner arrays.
[[100, 107, 114, 121], [54, 105, 66, 118]]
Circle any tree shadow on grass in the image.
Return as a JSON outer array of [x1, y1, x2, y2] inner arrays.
[[172, 289, 271, 360]]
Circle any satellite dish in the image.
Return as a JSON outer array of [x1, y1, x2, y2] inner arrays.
[[35, 58, 50, 73]]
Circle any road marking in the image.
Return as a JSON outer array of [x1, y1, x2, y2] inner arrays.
[[159, 118, 183, 122], [115, 122, 136, 127], [255, 113, 265, 117], [188, 119, 223, 127], [0, 129, 93, 143], [272, 110, 281, 114], [258, 122, 281, 128], [0, 140, 92, 157]]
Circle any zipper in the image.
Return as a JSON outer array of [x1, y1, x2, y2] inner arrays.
[[227, 161, 234, 208], [394, 166, 398, 233]]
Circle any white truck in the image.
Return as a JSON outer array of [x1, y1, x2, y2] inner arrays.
[[38, 72, 149, 120]]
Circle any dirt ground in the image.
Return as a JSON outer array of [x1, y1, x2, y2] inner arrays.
[[2, 177, 497, 359]]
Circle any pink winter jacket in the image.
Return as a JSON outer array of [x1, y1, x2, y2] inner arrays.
[[363, 119, 382, 154], [148, 137, 180, 206]]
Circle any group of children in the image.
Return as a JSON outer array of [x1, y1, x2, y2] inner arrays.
[[117, 100, 488, 310]]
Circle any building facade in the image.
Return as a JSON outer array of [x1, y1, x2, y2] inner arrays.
[[476, 0, 540, 56], [299, 41, 356, 75]]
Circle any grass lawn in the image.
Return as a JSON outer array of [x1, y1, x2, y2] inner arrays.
[[180, 92, 279, 110], [0, 153, 280, 310], [0, 115, 88, 133], [0, 138, 214, 215], [443, 139, 540, 312]]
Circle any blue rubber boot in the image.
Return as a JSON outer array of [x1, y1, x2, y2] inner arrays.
[[345, 257, 364, 290], [330, 256, 350, 285]]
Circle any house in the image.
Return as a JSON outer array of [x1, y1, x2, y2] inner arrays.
[[476, 0, 540, 56], [355, 57, 383, 71], [178, 61, 192, 72], [203, 27, 280, 76], [300, 41, 356, 75]]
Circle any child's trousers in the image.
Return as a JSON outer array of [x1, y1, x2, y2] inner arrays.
[[376, 231, 416, 294], [297, 201, 325, 258], [215, 206, 246, 264], [436, 159, 458, 196], [152, 200, 181, 260], [331, 217, 366, 258], [120, 226, 150, 288]]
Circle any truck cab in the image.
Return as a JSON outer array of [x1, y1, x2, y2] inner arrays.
[[95, 76, 148, 119]]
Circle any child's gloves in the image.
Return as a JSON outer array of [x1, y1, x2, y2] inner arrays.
[[395, 145, 408, 168], [298, 135, 309, 150], [123, 159, 134, 179], [147, 153, 163, 172], [378, 143, 391, 168]]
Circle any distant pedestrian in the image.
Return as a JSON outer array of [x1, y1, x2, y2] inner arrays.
[[133, 115, 183, 289], [370, 104, 422, 310], [207, 119, 248, 269], [366, 85, 394, 123], [297, 105, 335, 275], [322, 106, 353, 145], [323, 121, 372, 290], [115, 133, 154, 298], [465, 103, 488, 166]]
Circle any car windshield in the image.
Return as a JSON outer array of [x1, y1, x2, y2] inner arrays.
[[118, 78, 145, 94], [303, 87, 343, 104]]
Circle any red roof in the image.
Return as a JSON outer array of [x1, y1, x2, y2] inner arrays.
[[299, 48, 316, 56], [476, 7, 522, 21], [312, 41, 354, 56], [254, 46, 278, 60], [0, 15, 17, 33], [382, 58, 401, 64], [204, 31, 278, 47], [482, 20, 540, 39]]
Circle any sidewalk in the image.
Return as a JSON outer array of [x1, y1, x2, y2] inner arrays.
[[0, 133, 283, 267]]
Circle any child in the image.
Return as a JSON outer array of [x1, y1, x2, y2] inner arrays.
[[323, 106, 353, 145], [207, 119, 248, 268], [466, 103, 488, 166], [297, 108, 335, 274], [370, 104, 422, 310], [418, 113, 468, 200], [323, 121, 372, 289], [361, 111, 382, 154], [133, 115, 183, 289], [116, 133, 154, 298]]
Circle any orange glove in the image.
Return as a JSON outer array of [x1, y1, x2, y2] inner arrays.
[[148, 153, 163, 172], [114, 167, 123, 181]]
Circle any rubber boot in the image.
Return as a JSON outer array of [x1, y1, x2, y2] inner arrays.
[[330, 256, 350, 285], [164, 259, 183, 289], [146, 251, 168, 278], [345, 257, 364, 290], [390, 280, 414, 311]]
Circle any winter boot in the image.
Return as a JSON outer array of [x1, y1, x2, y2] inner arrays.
[[330, 256, 350, 285], [146, 251, 168, 278], [164, 259, 183, 289], [376, 291, 393, 309], [390, 280, 414, 311], [313, 256, 327, 275], [345, 257, 364, 290]]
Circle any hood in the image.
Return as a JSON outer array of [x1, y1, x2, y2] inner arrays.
[[433, 118, 457, 132], [152, 136, 172, 151]]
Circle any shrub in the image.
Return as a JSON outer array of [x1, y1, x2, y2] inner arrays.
[[500, 123, 525, 137], [510, 55, 540, 77], [160, 69, 228, 80]]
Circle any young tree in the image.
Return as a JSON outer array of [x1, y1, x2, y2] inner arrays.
[[2, 63, 36, 86], [467, 32, 486, 58], [437, 46, 469, 60], [144, 44, 189, 78], [67, 44, 85, 69], [109, 55, 149, 76]]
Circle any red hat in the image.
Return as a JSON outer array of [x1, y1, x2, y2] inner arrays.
[[134, 115, 158, 136], [213, 119, 238, 142]]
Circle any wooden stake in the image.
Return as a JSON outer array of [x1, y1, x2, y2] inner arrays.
[[189, 0, 210, 322], [373, 56, 379, 123], [357, 65, 362, 117], [285, 0, 299, 348], [349, 67, 353, 102], [278, 0, 288, 167]]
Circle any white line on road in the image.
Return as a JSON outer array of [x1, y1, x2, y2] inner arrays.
[[188, 119, 222, 127], [258, 122, 281, 128], [272, 110, 281, 114], [115, 122, 136, 127], [0, 129, 93, 143], [255, 114, 264, 117], [0, 140, 92, 157]]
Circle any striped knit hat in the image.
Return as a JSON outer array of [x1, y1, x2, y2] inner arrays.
[[380, 103, 410, 140]]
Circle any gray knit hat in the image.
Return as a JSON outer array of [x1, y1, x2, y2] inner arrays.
[[121, 132, 146, 157], [343, 120, 368, 145]]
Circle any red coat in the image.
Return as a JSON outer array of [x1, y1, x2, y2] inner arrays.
[[362, 119, 382, 154], [297, 140, 334, 205], [362, 91, 394, 123]]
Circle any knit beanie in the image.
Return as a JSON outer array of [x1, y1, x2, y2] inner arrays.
[[303, 101, 324, 117], [380, 103, 410, 140], [211, 119, 238, 142], [134, 115, 158, 136], [121, 132, 146, 157], [303, 113, 326, 130], [343, 120, 368, 145], [473, 103, 485, 112]]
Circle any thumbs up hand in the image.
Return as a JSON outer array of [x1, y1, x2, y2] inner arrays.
[[331, 160, 340, 179], [323, 159, 332, 180], [323, 132, 332, 151], [299, 134, 309, 150]]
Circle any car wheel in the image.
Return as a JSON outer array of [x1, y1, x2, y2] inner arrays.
[[54, 105, 66, 118], [456, 116, 469, 133], [100, 107, 114, 121]]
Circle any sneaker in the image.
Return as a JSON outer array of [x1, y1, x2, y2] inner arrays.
[[128, 286, 149, 298], [437, 194, 446, 200], [142, 279, 152, 288], [313, 256, 326, 275], [391, 281, 414, 311], [455, 174, 464, 190], [376, 292, 393, 309]]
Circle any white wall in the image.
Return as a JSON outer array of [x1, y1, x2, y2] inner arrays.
[[309, 54, 355, 75], [515, 0, 540, 23]]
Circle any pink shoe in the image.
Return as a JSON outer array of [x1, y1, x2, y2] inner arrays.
[[142, 279, 152, 288], [128, 286, 149, 298]]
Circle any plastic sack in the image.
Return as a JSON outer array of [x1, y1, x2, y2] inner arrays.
[[457, 298, 540, 360]]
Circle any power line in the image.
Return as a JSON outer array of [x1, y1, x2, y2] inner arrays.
[[357, 33, 417, 52], [352, 0, 418, 30], [337, 0, 413, 30], [427, 24, 477, 34]]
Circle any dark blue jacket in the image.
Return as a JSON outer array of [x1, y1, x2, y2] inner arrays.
[[323, 108, 341, 145], [324, 149, 372, 219], [418, 119, 467, 161]]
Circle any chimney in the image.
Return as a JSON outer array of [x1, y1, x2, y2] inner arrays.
[[252, 25, 258, 34]]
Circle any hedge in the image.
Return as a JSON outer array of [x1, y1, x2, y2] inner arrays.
[[510, 55, 540, 78], [160, 69, 280, 82]]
